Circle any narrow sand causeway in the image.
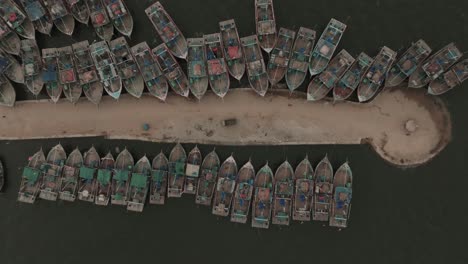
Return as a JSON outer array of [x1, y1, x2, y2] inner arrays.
[[0, 88, 451, 167]]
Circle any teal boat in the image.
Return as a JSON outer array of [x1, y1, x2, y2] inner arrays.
[[167, 143, 186, 198], [18, 149, 45, 204], [312, 155, 334, 221], [78, 147, 100, 202], [127, 155, 151, 212], [292, 156, 314, 222], [96, 152, 114, 206], [187, 38, 208, 100], [230, 160, 255, 224], [39, 144, 66, 201], [111, 148, 134, 205], [285, 27, 316, 92], [252, 162, 274, 229], [212, 155, 238, 217], [195, 149, 220, 206], [150, 151, 168, 205], [272, 160, 294, 226], [267, 27, 295, 85], [58, 148, 83, 202], [329, 162, 353, 228], [184, 146, 202, 194]]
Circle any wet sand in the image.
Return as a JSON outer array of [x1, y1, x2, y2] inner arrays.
[[0, 87, 451, 167]]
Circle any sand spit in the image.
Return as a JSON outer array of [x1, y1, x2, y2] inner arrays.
[[0, 88, 451, 167]]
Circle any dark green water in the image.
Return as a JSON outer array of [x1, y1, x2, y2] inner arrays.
[[2, 0, 468, 263]]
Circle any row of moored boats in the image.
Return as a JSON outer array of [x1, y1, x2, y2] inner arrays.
[[18, 143, 353, 229]]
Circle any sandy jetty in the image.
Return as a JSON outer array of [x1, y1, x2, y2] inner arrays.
[[0, 87, 451, 167]]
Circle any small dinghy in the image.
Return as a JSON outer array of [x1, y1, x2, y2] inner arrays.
[[18, 149, 46, 204], [58, 148, 83, 202], [72, 40, 103, 105], [150, 151, 168, 205]]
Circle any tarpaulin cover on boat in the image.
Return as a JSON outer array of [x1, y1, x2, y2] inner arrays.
[[152, 170, 167, 181], [23, 167, 41, 182], [175, 162, 185, 175], [79, 167, 95, 180], [113, 170, 129, 181], [97, 169, 111, 184], [24, 2, 46, 21], [185, 164, 200, 177], [131, 173, 147, 188]]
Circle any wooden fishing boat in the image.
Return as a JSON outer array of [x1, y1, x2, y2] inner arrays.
[[386, 39, 432, 87], [21, 39, 43, 95], [18, 0, 53, 35], [0, 49, 24, 83], [0, 19, 20, 55], [0, 0, 35, 39], [309, 18, 346, 76], [95, 152, 114, 206], [204, 33, 230, 98], [230, 160, 255, 224], [307, 49, 355, 101], [110, 37, 144, 98], [167, 143, 186, 198], [241, 35, 269, 96], [312, 155, 334, 221], [85, 0, 114, 40], [184, 146, 202, 194], [357, 46, 397, 102], [102, 0, 132, 37], [72, 40, 103, 105], [329, 162, 353, 228], [255, 0, 277, 53], [409, 43, 462, 88], [0, 159, 3, 191], [90, 41, 122, 99], [195, 149, 220, 205], [212, 155, 238, 217], [127, 155, 150, 212], [131, 42, 168, 101], [428, 58, 468, 95], [42, 48, 63, 103], [43, 0, 75, 35], [333, 52, 373, 101], [0, 75, 15, 107], [39, 144, 66, 201], [219, 19, 244, 81], [150, 151, 168, 205], [18, 148, 45, 203], [267, 28, 295, 85], [58, 148, 83, 201], [187, 38, 208, 100], [111, 148, 133, 205], [252, 162, 274, 229], [78, 146, 99, 202], [145, 1, 187, 59], [64, 0, 89, 24], [58, 46, 81, 103], [286, 27, 316, 92], [272, 160, 294, 226], [153, 43, 189, 97], [292, 155, 314, 222]]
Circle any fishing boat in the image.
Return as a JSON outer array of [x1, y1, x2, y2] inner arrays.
[[212, 155, 238, 217], [145, 1, 187, 59], [0, 0, 35, 39], [18, 0, 52, 35], [357, 46, 397, 102], [204, 33, 230, 98], [18, 148, 45, 203], [95, 152, 114, 206], [111, 148, 133, 205], [409, 43, 462, 88], [184, 146, 202, 194], [131, 42, 168, 101], [0, 19, 20, 55], [195, 149, 220, 205], [85, 0, 114, 40], [219, 19, 244, 81], [0, 75, 15, 107], [127, 155, 150, 212], [329, 162, 353, 228], [153, 43, 189, 97], [21, 39, 43, 95], [333, 52, 374, 101], [150, 151, 168, 205], [0, 49, 24, 83], [267, 28, 295, 85], [58, 46, 81, 103], [187, 38, 208, 99], [43, 0, 75, 35], [307, 49, 355, 101], [58, 148, 83, 201], [230, 160, 255, 224], [272, 160, 294, 226], [255, 0, 277, 53], [42, 48, 63, 103], [64, 0, 89, 24], [109, 37, 144, 98], [39, 144, 66, 201], [428, 58, 468, 95], [312, 155, 334, 221], [78, 146, 99, 202], [102, 0, 132, 37], [0, 159, 3, 191], [167, 143, 186, 198], [286, 27, 316, 92], [292, 155, 314, 222], [309, 18, 346, 76], [386, 40, 432, 87], [72, 40, 103, 105], [90, 41, 122, 99], [252, 162, 274, 229], [241, 35, 269, 96]]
